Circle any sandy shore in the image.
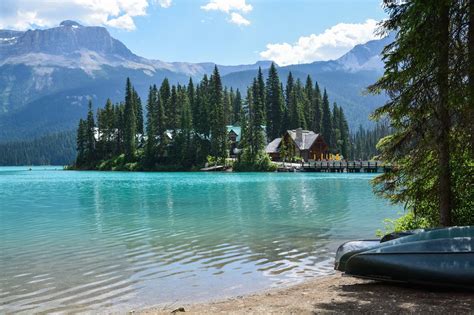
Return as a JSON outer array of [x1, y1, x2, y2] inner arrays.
[[140, 274, 474, 314]]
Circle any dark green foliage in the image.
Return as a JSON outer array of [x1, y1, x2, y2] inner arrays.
[[134, 90, 144, 135], [234, 84, 275, 172], [168, 85, 179, 130], [71, 67, 385, 171], [265, 63, 284, 140], [175, 87, 194, 167], [0, 131, 76, 166], [321, 89, 332, 148], [193, 75, 210, 137], [223, 87, 232, 125], [76, 119, 86, 165], [124, 77, 137, 162], [232, 88, 242, 124], [255, 67, 266, 120], [285, 73, 306, 129], [312, 82, 322, 133], [349, 124, 390, 160], [209, 66, 228, 161], [145, 86, 158, 165], [368, 0, 474, 228], [85, 101, 96, 163], [96, 99, 116, 158]]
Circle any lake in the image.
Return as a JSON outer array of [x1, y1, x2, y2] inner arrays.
[[0, 167, 399, 313]]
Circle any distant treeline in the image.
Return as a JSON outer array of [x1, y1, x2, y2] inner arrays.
[[350, 123, 391, 160], [0, 131, 76, 166]]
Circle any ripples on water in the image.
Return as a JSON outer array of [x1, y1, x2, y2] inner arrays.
[[0, 167, 397, 313]]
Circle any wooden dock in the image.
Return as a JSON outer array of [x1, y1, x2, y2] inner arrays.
[[201, 165, 226, 171], [301, 161, 393, 173]]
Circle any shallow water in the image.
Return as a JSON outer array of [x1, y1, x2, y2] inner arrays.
[[0, 167, 399, 313]]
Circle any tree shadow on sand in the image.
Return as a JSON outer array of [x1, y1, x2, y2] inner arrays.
[[312, 280, 474, 314]]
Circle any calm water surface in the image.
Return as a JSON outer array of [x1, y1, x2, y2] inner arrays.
[[0, 167, 399, 313]]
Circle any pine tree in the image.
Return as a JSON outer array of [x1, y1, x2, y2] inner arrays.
[[281, 82, 290, 132], [155, 86, 167, 160], [85, 100, 96, 164], [294, 79, 307, 129], [304, 75, 314, 129], [168, 85, 179, 130], [368, 1, 473, 227], [312, 82, 322, 133], [236, 81, 271, 170], [285, 72, 295, 128], [223, 87, 232, 125], [339, 107, 350, 159], [177, 87, 193, 166], [249, 79, 266, 159], [102, 99, 115, 157], [332, 103, 340, 153], [114, 103, 125, 155], [256, 67, 266, 120], [286, 73, 305, 129], [195, 75, 210, 138], [124, 77, 136, 162], [209, 66, 228, 160], [76, 119, 86, 166], [187, 77, 195, 112], [321, 89, 332, 149], [134, 89, 144, 135], [145, 86, 158, 164], [232, 88, 242, 124], [265, 62, 284, 140], [160, 78, 171, 128]]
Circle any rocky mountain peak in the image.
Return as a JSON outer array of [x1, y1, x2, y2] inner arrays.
[[334, 34, 394, 72], [59, 20, 83, 28], [0, 21, 136, 60]]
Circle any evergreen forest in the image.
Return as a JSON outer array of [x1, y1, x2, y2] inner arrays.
[[72, 64, 389, 171]]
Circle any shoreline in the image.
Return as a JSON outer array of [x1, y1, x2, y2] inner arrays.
[[139, 274, 474, 314]]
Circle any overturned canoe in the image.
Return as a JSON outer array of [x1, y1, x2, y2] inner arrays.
[[335, 226, 474, 289], [335, 228, 433, 272]]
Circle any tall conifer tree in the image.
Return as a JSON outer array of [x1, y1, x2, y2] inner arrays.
[[265, 62, 284, 140], [124, 77, 136, 161], [312, 82, 322, 133], [321, 89, 332, 149], [209, 66, 227, 159]]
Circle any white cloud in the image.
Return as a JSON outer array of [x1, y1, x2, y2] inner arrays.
[[260, 19, 380, 66], [201, 0, 252, 13], [201, 0, 252, 26], [0, 0, 170, 31], [105, 14, 136, 31], [229, 13, 250, 26], [156, 0, 172, 8]]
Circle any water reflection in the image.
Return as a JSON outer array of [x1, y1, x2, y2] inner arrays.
[[0, 171, 396, 313]]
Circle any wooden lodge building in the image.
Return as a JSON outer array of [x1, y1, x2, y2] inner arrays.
[[266, 128, 328, 162], [227, 125, 242, 156]]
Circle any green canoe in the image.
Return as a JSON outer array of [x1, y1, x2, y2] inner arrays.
[[335, 226, 474, 289]]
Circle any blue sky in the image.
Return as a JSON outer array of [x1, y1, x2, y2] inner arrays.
[[1, 0, 387, 65]]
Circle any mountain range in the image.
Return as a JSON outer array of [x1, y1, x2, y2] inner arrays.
[[0, 20, 391, 142]]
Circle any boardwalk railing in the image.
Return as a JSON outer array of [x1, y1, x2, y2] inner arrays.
[[301, 161, 393, 173]]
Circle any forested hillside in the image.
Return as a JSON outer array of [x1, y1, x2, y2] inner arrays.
[[0, 21, 391, 143], [0, 131, 76, 165]]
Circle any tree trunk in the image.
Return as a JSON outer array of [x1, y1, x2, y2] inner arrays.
[[437, 1, 452, 226]]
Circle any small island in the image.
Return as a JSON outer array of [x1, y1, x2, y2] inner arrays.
[[70, 64, 388, 172]]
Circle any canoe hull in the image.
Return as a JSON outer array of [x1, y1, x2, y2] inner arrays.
[[345, 236, 474, 289], [346, 252, 474, 289]]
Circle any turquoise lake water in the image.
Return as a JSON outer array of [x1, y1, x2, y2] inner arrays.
[[0, 167, 399, 313]]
